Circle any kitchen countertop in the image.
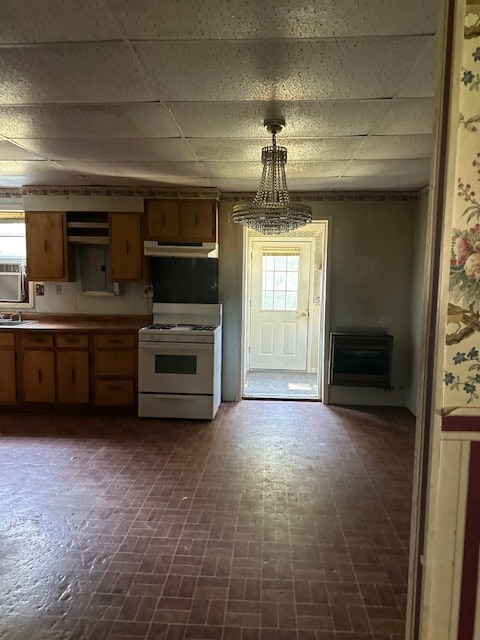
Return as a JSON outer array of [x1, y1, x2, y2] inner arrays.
[[0, 314, 151, 331]]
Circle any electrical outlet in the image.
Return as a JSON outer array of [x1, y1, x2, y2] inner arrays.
[[144, 284, 154, 298], [34, 283, 45, 296], [55, 284, 62, 295]]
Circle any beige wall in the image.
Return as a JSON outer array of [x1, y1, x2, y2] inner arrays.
[[219, 198, 416, 405]]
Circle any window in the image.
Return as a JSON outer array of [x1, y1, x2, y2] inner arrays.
[[261, 249, 300, 311], [0, 212, 27, 303]]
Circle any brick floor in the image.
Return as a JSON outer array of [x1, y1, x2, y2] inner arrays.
[[0, 401, 414, 640]]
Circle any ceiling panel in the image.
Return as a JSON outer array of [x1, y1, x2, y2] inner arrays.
[[372, 98, 435, 135], [0, 43, 156, 105], [56, 160, 207, 180], [345, 158, 431, 177], [0, 160, 90, 185], [204, 161, 347, 179], [0, 140, 43, 161], [355, 135, 433, 159], [134, 37, 432, 102], [336, 175, 429, 190], [85, 175, 212, 187], [109, 0, 437, 40], [0, 0, 117, 44], [169, 100, 390, 138], [398, 37, 436, 98], [217, 177, 339, 192], [0, 104, 180, 139], [15, 138, 196, 162], [189, 138, 363, 162]]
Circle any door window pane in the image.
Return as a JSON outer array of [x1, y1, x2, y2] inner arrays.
[[261, 251, 299, 311]]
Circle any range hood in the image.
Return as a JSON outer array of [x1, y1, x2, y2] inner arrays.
[[144, 240, 218, 258]]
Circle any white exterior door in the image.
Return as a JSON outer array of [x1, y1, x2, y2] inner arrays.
[[249, 240, 311, 370]]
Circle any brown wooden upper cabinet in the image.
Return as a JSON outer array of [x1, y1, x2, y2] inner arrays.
[[109, 212, 144, 282], [25, 212, 73, 281], [146, 199, 217, 243]]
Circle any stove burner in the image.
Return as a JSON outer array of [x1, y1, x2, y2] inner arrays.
[[190, 325, 216, 331], [147, 323, 176, 330]]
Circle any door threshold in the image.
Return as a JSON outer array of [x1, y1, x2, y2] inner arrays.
[[243, 394, 321, 401]]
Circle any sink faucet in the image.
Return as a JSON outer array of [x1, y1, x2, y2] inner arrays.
[[10, 311, 22, 322]]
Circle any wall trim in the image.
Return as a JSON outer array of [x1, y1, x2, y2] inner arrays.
[[0, 185, 423, 202], [458, 442, 480, 640], [442, 415, 480, 431]]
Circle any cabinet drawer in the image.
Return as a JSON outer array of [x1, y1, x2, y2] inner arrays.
[[95, 380, 134, 406], [0, 332, 15, 348], [95, 334, 135, 349], [96, 349, 135, 377], [21, 333, 54, 348], [55, 333, 88, 349]]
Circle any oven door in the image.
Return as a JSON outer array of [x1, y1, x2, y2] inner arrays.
[[138, 341, 214, 394]]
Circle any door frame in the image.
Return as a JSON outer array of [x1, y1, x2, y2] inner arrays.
[[240, 219, 332, 402]]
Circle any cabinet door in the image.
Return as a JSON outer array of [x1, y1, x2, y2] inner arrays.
[[22, 350, 55, 402], [146, 200, 179, 240], [179, 201, 216, 241], [25, 212, 67, 281], [110, 213, 143, 281], [56, 351, 90, 404], [0, 350, 16, 403]]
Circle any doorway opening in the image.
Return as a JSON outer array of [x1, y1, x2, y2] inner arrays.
[[242, 221, 329, 400]]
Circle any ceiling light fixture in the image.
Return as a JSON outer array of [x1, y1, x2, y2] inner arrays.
[[232, 119, 312, 235]]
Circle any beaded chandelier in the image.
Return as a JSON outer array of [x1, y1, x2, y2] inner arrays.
[[232, 119, 312, 235]]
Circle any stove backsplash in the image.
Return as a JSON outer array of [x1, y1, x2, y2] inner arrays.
[[151, 257, 219, 304]]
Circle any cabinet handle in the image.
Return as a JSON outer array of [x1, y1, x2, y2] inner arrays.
[[71, 369, 76, 384], [126, 240, 130, 254], [162, 211, 165, 226], [38, 369, 42, 383], [195, 212, 198, 227], [65, 338, 79, 344], [106, 385, 121, 390], [44, 239, 48, 252], [33, 338, 45, 343], [107, 338, 122, 344]]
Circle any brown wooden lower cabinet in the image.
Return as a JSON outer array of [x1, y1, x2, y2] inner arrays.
[[0, 332, 16, 403], [95, 380, 134, 406], [56, 350, 90, 403], [94, 332, 137, 407], [0, 328, 137, 410], [22, 350, 55, 403]]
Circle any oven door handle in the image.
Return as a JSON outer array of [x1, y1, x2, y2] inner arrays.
[[139, 342, 213, 351]]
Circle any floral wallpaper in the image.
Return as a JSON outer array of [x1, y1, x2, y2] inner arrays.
[[444, 3, 480, 407]]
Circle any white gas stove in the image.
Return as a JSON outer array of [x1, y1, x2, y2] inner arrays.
[[138, 303, 222, 420]]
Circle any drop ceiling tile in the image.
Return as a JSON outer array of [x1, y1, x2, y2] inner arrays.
[[0, 161, 90, 186], [56, 160, 207, 180], [398, 37, 436, 98], [0, 43, 156, 105], [134, 37, 432, 101], [0, 104, 180, 139], [190, 137, 362, 162], [205, 161, 346, 179], [216, 177, 337, 192], [345, 158, 431, 177], [335, 175, 429, 191], [109, 0, 438, 39], [355, 135, 433, 159], [169, 100, 390, 138], [372, 98, 435, 134], [0, 140, 43, 161], [0, 0, 117, 43], [15, 138, 196, 162], [85, 175, 212, 187]]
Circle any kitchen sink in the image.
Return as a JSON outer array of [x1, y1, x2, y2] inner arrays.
[[0, 319, 38, 326]]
